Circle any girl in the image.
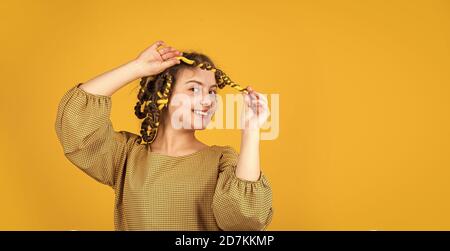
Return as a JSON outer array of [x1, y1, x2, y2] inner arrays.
[[55, 40, 273, 230]]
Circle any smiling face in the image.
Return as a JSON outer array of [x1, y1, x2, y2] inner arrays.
[[165, 67, 218, 130]]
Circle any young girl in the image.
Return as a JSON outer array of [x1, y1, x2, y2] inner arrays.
[[55, 40, 273, 231]]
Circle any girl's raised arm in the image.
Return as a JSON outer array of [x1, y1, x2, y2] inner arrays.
[[79, 40, 182, 96]]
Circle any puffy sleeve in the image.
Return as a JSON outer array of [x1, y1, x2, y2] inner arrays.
[[212, 145, 274, 231], [54, 83, 139, 189]]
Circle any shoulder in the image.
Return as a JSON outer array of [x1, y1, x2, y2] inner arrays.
[[116, 130, 141, 141], [210, 145, 239, 156], [115, 130, 144, 149], [211, 145, 239, 169]]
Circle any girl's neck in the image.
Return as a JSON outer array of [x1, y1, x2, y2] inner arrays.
[[149, 117, 207, 155]]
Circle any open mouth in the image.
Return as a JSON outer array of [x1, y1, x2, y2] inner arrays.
[[192, 109, 211, 116]]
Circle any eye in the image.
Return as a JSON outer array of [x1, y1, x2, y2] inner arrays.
[[190, 86, 200, 93], [209, 89, 217, 94]]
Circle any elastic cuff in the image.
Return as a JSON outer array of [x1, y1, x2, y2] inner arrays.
[[75, 83, 112, 99], [230, 166, 266, 185]]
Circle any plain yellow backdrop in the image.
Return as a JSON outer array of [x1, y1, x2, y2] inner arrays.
[[1, 0, 449, 230]]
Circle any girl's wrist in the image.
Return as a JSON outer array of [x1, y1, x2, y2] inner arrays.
[[126, 59, 146, 79], [242, 128, 260, 140]]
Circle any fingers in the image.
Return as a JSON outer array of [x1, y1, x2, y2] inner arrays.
[[243, 93, 265, 107], [251, 99, 268, 110], [158, 46, 179, 55], [243, 86, 269, 114], [243, 92, 251, 106], [149, 40, 165, 50], [161, 51, 182, 60], [243, 86, 257, 101], [246, 86, 257, 100], [255, 92, 268, 105], [157, 44, 183, 62], [246, 86, 268, 103], [242, 86, 268, 104], [148, 40, 183, 57], [161, 57, 181, 68]]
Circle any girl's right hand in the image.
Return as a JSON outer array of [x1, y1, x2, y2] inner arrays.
[[133, 40, 183, 78]]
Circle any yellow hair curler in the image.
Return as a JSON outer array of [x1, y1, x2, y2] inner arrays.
[[175, 56, 249, 94]]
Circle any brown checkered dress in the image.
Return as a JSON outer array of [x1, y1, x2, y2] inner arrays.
[[55, 83, 273, 230]]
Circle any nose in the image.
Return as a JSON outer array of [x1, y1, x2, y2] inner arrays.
[[200, 89, 216, 106], [200, 95, 213, 106]]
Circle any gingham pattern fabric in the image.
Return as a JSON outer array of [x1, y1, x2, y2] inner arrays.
[[54, 83, 273, 231]]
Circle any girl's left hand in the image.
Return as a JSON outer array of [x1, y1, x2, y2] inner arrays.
[[241, 86, 270, 130]]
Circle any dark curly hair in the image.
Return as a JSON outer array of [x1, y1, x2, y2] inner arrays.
[[134, 51, 248, 145]]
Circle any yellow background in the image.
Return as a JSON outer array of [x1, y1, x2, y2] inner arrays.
[[1, 0, 449, 230]]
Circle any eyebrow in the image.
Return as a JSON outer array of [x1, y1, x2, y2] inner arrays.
[[185, 80, 218, 88]]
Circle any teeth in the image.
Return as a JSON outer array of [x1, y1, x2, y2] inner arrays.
[[193, 110, 209, 116]]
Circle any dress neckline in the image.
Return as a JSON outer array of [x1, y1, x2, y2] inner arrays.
[[148, 145, 216, 159]]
